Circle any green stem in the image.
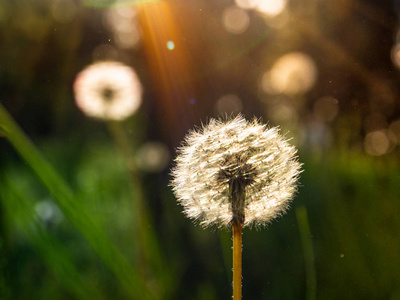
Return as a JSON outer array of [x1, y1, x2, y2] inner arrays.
[[107, 120, 167, 297], [296, 206, 317, 300]]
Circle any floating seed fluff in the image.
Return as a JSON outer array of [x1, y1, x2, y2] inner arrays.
[[171, 115, 302, 228]]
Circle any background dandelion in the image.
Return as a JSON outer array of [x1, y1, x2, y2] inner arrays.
[[73, 61, 142, 121]]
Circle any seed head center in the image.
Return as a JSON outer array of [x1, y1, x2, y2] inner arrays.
[[217, 153, 257, 186], [101, 87, 115, 102]]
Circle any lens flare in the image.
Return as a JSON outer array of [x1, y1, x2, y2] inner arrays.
[[166, 40, 175, 50]]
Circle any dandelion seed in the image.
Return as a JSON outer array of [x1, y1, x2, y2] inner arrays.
[[73, 61, 142, 121], [171, 115, 302, 228]]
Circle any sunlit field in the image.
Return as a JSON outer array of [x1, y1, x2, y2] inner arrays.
[[1, 0, 400, 299]]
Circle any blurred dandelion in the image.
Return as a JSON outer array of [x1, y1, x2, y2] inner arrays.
[[171, 115, 301, 299], [73, 61, 168, 295], [73, 61, 142, 121]]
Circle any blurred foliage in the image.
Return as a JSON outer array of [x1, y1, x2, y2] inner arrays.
[[1, 0, 400, 299], [2, 105, 400, 298]]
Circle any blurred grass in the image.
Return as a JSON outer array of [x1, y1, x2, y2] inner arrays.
[[296, 206, 316, 300], [0, 104, 154, 299], [1, 177, 103, 299], [1, 102, 400, 299]]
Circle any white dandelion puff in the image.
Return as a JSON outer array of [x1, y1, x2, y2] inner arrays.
[[171, 115, 302, 228], [73, 61, 142, 121]]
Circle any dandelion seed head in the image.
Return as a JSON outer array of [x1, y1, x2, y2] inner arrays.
[[73, 61, 142, 121], [171, 115, 302, 228]]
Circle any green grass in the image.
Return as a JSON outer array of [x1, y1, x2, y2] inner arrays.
[[2, 103, 400, 299]]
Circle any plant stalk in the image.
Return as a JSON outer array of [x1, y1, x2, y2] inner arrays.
[[232, 222, 242, 300], [230, 179, 245, 300]]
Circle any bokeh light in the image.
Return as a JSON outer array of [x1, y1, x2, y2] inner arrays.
[[51, 0, 78, 23], [255, 0, 287, 17], [166, 40, 175, 50], [391, 43, 400, 69], [265, 97, 299, 125], [364, 130, 392, 156], [222, 6, 250, 34], [215, 94, 243, 115], [389, 119, 400, 145], [313, 96, 339, 122], [35, 200, 64, 225], [234, 0, 259, 10], [136, 142, 171, 173], [261, 52, 318, 95], [104, 7, 141, 49], [303, 119, 332, 153]]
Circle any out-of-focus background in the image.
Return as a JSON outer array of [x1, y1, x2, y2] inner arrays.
[[1, 0, 400, 299]]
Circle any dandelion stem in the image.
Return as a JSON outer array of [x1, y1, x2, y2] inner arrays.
[[230, 180, 245, 300], [232, 222, 242, 300], [107, 120, 166, 297]]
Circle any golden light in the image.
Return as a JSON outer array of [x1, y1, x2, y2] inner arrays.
[[255, 0, 287, 17], [234, 0, 259, 10], [222, 6, 250, 34], [261, 52, 318, 95], [136, 1, 200, 139]]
